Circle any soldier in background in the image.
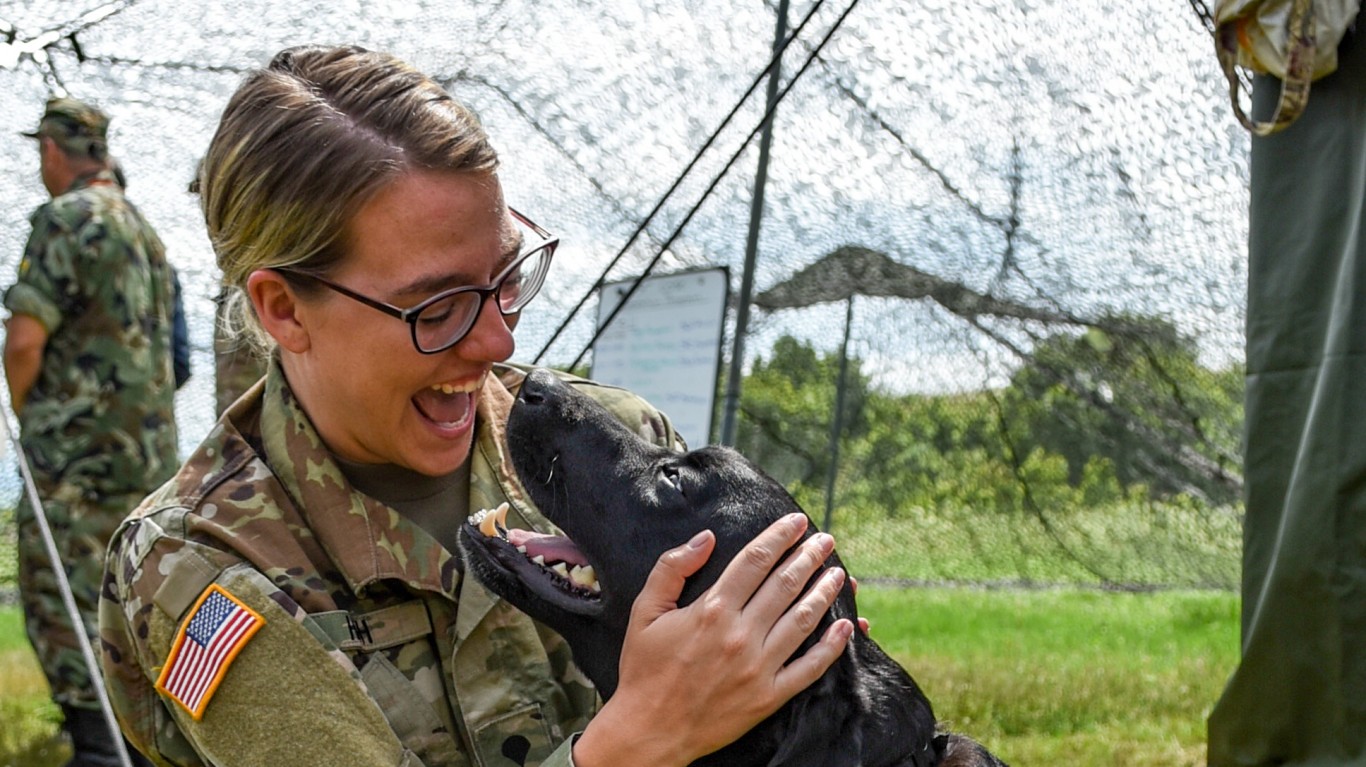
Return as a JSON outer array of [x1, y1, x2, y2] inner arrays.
[[111, 158, 192, 392], [4, 96, 176, 767]]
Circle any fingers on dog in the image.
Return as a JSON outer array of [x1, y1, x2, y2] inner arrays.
[[766, 564, 846, 656], [775, 617, 855, 700], [717, 512, 808, 603], [747, 528, 834, 630], [794, 565, 845, 633], [633, 529, 715, 622]]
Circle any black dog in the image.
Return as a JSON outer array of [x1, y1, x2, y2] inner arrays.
[[460, 369, 1007, 767]]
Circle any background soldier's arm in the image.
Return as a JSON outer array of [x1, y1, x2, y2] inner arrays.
[[3, 313, 48, 412]]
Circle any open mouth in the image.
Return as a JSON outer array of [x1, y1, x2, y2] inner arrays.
[[413, 378, 480, 430], [465, 503, 603, 607]]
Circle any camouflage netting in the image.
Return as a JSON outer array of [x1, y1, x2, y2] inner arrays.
[[0, 0, 1249, 592]]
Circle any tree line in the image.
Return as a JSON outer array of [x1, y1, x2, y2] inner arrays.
[[731, 318, 1244, 529]]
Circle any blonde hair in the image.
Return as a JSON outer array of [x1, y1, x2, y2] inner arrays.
[[199, 44, 500, 348]]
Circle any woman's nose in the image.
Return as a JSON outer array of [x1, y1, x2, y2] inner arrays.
[[454, 292, 516, 362]]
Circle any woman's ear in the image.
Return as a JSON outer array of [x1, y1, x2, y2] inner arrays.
[[246, 270, 311, 353]]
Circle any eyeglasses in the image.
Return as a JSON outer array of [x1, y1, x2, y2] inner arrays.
[[277, 208, 557, 354]]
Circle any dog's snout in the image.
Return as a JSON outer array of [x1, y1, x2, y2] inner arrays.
[[520, 379, 546, 406], [519, 368, 562, 406]]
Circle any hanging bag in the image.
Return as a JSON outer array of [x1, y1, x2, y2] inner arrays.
[[1214, 0, 1360, 134]]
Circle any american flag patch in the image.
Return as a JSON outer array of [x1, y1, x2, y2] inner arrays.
[[155, 584, 265, 720]]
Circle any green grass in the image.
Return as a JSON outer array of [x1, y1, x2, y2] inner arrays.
[[0, 587, 1238, 767], [859, 586, 1239, 766], [1, 608, 68, 767]]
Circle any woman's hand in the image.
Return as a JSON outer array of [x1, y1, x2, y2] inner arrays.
[[572, 513, 854, 767]]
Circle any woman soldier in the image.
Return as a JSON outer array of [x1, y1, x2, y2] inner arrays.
[[98, 45, 853, 767]]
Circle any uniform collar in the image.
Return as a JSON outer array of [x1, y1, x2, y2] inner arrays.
[[62, 167, 118, 194], [258, 359, 463, 596]]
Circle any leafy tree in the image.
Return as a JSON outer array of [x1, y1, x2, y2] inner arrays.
[[723, 319, 1243, 531], [733, 336, 870, 499], [997, 316, 1243, 505]]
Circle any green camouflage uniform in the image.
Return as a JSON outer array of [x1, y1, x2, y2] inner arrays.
[[4, 164, 180, 710], [100, 359, 681, 767]]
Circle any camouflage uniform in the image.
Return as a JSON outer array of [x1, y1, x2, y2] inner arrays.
[[100, 359, 681, 767], [5, 136, 180, 711]]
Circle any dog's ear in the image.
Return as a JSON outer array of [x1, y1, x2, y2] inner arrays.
[[764, 654, 864, 767]]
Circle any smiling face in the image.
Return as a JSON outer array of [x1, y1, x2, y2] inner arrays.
[[273, 169, 522, 475]]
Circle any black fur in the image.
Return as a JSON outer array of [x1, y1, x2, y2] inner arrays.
[[460, 369, 1007, 767]]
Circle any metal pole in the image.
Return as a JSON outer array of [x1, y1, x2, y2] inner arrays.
[[0, 402, 134, 767], [822, 295, 854, 532], [719, 0, 789, 446]]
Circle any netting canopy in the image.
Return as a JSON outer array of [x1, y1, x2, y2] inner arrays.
[[0, 0, 1248, 587]]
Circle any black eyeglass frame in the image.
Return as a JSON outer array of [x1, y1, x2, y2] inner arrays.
[[275, 208, 558, 355]]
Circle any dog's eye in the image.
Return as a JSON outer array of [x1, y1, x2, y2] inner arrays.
[[661, 465, 684, 494]]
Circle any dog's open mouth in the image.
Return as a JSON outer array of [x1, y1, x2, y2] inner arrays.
[[464, 503, 603, 610]]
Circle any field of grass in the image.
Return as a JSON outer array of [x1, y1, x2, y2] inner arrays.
[[860, 586, 1238, 765], [0, 607, 68, 767], [0, 585, 1238, 767]]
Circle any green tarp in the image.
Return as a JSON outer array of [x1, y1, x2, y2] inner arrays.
[[1208, 33, 1366, 766]]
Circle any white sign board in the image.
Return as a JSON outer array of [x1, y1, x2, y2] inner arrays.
[[592, 268, 729, 448]]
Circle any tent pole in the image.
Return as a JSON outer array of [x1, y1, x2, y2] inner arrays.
[[822, 295, 854, 532], [719, 0, 788, 446]]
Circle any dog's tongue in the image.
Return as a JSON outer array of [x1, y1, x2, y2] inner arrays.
[[508, 529, 589, 568], [413, 388, 472, 425]]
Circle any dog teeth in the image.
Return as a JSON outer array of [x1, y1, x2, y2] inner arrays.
[[569, 564, 597, 590], [472, 502, 511, 538], [478, 512, 497, 538], [467, 504, 602, 596]]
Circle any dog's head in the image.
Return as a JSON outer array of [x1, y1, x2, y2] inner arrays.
[[460, 369, 815, 693]]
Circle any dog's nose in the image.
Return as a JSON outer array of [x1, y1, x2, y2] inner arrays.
[[519, 368, 559, 406]]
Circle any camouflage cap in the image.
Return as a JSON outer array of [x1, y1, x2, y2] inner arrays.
[[22, 97, 110, 156]]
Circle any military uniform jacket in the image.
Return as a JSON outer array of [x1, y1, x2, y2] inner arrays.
[[3, 169, 178, 496], [100, 360, 681, 767]]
